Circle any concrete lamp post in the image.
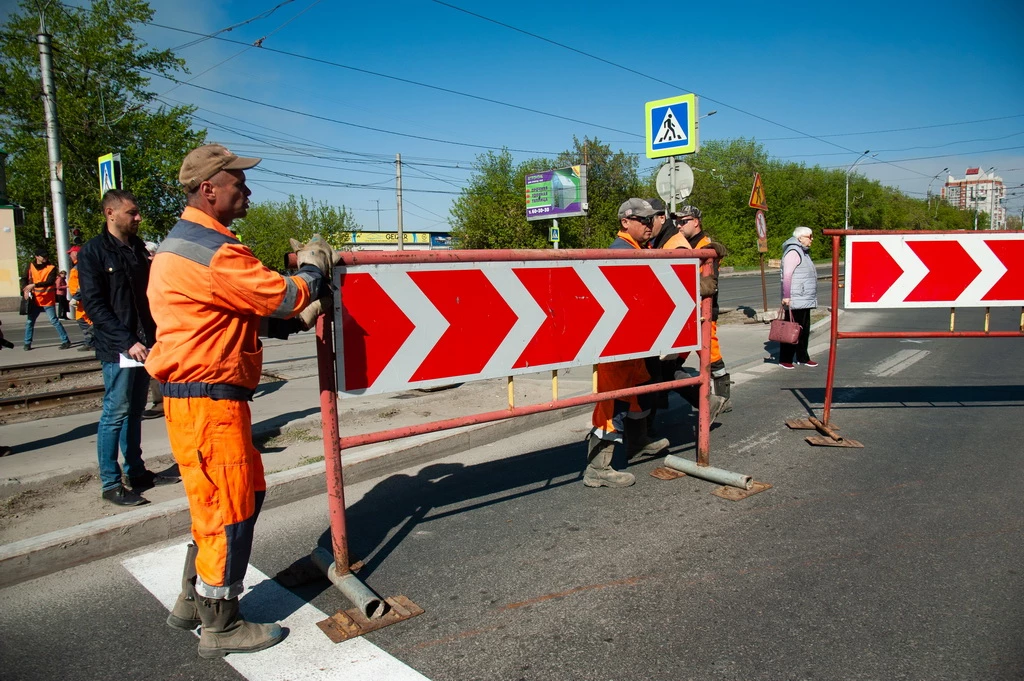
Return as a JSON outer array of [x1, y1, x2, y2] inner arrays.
[[845, 150, 872, 230]]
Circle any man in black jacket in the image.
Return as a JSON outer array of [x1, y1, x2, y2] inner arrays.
[[79, 189, 179, 506]]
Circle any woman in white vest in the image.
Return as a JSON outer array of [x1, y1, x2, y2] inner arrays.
[[778, 226, 818, 369]]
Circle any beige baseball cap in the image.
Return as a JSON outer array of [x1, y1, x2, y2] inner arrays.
[[179, 144, 261, 191]]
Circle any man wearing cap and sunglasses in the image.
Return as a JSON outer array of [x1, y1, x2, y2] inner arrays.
[[651, 205, 732, 416], [584, 199, 671, 489], [147, 144, 336, 658]]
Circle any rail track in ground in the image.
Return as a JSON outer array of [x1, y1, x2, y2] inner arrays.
[[0, 358, 105, 417]]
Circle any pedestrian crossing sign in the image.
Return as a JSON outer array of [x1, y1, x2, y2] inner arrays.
[[646, 93, 698, 158]]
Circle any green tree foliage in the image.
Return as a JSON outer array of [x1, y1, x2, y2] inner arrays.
[[450, 137, 645, 249], [232, 195, 357, 271], [0, 0, 205, 263]]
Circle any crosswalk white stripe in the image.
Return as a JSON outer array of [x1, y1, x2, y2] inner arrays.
[[123, 543, 430, 681], [869, 349, 930, 377]]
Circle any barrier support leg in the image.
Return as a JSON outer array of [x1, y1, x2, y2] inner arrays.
[[312, 312, 423, 642]]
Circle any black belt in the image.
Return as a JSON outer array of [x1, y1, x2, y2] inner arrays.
[[160, 381, 255, 401]]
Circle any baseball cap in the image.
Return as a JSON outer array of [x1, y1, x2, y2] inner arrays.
[[179, 144, 261, 192], [672, 205, 702, 220], [67, 245, 81, 254], [646, 198, 666, 215], [618, 198, 656, 219]]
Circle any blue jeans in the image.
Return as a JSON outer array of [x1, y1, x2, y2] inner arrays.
[[97, 362, 151, 491], [23, 302, 70, 346]]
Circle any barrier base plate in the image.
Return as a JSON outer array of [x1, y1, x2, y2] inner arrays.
[[805, 435, 864, 448], [317, 595, 424, 642], [650, 466, 687, 480], [712, 481, 772, 500], [786, 418, 823, 430]]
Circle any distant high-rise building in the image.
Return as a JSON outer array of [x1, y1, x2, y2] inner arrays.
[[942, 168, 1005, 229]]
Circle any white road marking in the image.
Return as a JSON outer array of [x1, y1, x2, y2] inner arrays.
[[745, 364, 777, 374], [729, 430, 783, 454], [123, 543, 430, 681], [868, 349, 930, 377]]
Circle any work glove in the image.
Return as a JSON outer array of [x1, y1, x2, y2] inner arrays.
[[297, 294, 333, 331], [708, 241, 728, 259], [699, 274, 718, 297], [289, 234, 336, 277]]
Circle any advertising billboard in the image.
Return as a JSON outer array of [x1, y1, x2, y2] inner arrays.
[[525, 165, 588, 221]]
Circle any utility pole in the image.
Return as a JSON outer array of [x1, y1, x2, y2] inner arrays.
[[37, 25, 71, 275], [374, 199, 380, 231], [395, 153, 404, 251]]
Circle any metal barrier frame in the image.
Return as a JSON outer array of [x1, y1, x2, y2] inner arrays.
[[819, 229, 1024, 428], [310, 247, 720, 636]]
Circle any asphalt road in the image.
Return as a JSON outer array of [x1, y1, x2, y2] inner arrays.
[[2, 305, 1021, 681]]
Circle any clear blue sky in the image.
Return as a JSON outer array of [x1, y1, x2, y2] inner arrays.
[[13, 0, 1024, 230]]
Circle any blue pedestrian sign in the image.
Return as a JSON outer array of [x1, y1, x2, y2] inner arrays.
[[549, 226, 560, 243], [645, 93, 698, 158]]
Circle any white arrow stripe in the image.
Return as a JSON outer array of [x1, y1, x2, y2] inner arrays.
[[876, 235, 928, 305], [123, 543, 430, 680], [574, 261, 628, 361], [649, 261, 699, 353], [371, 267, 447, 390], [959, 238, 1007, 303], [479, 265, 547, 375]]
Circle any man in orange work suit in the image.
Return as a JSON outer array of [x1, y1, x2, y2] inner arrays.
[[584, 199, 671, 488], [146, 144, 334, 658]]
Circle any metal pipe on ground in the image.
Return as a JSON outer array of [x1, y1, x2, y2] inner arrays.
[[311, 547, 387, 619], [663, 455, 752, 490]]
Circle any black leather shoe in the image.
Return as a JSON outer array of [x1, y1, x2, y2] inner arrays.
[[102, 484, 148, 506], [128, 470, 180, 491], [141, 407, 164, 420]]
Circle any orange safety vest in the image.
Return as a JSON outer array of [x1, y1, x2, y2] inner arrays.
[[66, 266, 91, 323], [146, 207, 314, 395], [28, 263, 57, 307]]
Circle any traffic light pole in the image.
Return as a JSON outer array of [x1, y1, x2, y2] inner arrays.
[[37, 30, 71, 275]]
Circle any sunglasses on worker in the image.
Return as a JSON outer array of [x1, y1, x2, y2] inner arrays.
[[626, 215, 653, 226]]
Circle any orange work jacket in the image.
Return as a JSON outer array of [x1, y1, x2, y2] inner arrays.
[[27, 263, 58, 307], [145, 207, 316, 398], [66, 266, 91, 323]]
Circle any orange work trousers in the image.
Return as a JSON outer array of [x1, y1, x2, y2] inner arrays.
[[680, 321, 723, 367], [165, 396, 265, 598], [592, 358, 650, 438]]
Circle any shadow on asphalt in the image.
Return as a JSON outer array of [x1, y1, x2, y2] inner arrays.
[[5, 421, 98, 456], [792, 384, 1024, 412]]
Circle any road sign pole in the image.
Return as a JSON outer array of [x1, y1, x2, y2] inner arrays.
[[552, 218, 559, 250], [669, 155, 676, 214], [759, 254, 768, 314]]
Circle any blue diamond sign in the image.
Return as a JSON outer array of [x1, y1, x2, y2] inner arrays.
[[645, 93, 698, 159]]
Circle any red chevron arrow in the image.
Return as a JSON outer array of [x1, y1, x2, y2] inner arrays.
[[850, 240, 904, 303], [599, 264, 674, 357], [339, 272, 415, 391], [671, 263, 699, 347], [906, 240, 981, 302], [409, 269, 519, 381], [982, 239, 1024, 301], [511, 266, 604, 368]]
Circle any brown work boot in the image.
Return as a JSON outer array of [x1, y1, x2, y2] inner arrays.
[[197, 596, 285, 658], [624, 418, 670, 459], [166, 543, 200, 631], [583, 434, 635, 488]]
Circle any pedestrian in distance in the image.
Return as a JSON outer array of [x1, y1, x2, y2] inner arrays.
[[148, 144, 333, 658], [55, 269, 69, 319], [21, 247, 72, 350], [78, 189, 180, 508], [584, 198, 671, 489], [778, 226, 819, 369], [66, 245, 95, 351]]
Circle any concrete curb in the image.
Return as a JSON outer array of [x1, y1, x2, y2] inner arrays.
[[0, 404, 588, 588]]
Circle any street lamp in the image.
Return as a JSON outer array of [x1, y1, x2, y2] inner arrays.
[[845, 150, 872, 230], [927, 167, 949, 214]]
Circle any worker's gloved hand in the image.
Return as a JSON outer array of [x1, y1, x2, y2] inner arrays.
[[699, 275, 718, 297], [289, 234, 335, 277], [298, 294, 332, 331], [708, 241, 728, 259]]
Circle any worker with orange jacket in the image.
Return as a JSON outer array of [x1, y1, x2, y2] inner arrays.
[[649, 205, 731, 416], [66, 245, 94, 351], [584, 199, 671, 489], [21, 248, 71, 350], [147, 144, 334, 659]]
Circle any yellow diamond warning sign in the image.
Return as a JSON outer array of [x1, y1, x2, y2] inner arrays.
[[748, 172, 767, 210]]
